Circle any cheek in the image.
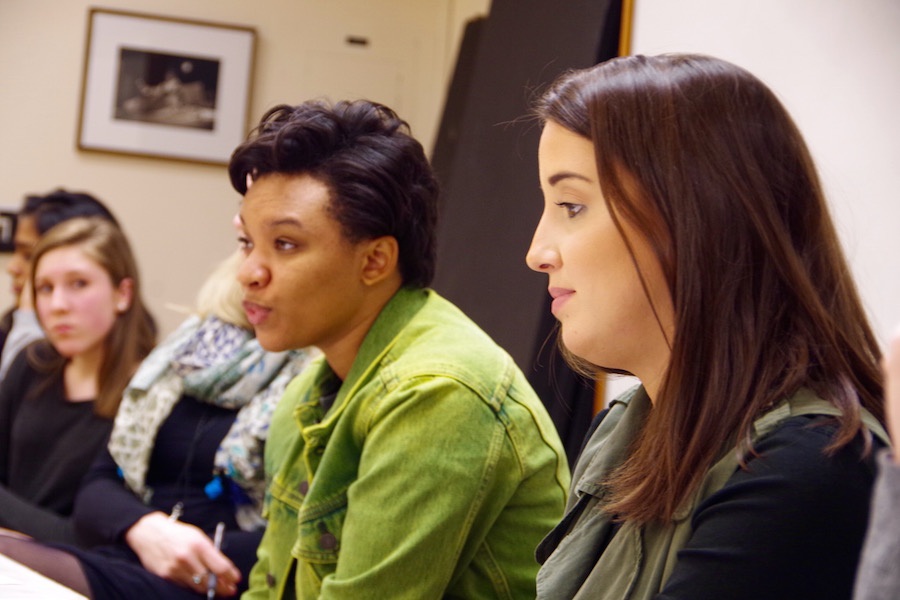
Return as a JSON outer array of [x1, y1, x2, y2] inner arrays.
[[35, 299, 51, 323], [78, 293, 119, 333]]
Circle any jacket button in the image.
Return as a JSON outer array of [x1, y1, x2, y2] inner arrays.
[[319, 532, 338, 550], [298, 480, 309, 495], [266, 573, 276, 588]]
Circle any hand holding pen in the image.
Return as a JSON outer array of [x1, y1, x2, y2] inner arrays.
[[125, 512, 240, 595], [207, 522, 226, 599]]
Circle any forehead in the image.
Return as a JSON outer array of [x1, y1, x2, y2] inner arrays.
[[538, 121, 597, 180], [14, 215, 39, 242], [35, 245, 103, 275], [240, 173, 335, 229]]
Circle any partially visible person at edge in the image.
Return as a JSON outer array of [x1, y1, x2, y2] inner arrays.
[[526, 53, 888, 600], [0, 189, 119, 380], [0, 217, 156, 543], [854, 327, 900, 600], [230, 99, 570, 599], [0, 251, 319, 598]]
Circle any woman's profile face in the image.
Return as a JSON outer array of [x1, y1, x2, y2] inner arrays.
[[7, 215, 39, 301], [34, 245, 130, 362], [526, 121, 674, 396], [237, 172, 375, 356]]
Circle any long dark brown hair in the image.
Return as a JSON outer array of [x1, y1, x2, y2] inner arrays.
[[536, 53, 884, 524], [29, 217, 156, 418]]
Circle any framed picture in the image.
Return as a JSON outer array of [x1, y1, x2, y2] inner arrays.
[[77, 8, 256, 165]]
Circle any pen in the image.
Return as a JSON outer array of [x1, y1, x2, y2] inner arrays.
[[208, 522, 225, 600]]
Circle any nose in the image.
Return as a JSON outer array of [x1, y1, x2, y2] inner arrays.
[[526, 214, 559, 273], [47, 287, 70, 312], [237, 251, 270, 290], [7, 254, 23, 278]]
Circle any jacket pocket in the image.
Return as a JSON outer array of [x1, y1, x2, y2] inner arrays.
[[294, 490, 348, 584]]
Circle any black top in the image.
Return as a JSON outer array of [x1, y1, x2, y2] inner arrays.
[[0, 343, 111, 542], [657, 414, 882, 599], [70, 395, 263, 599], [74, 394, 242, 543]]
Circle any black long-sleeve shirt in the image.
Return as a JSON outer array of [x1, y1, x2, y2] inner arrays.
[[74, 394, 242, 544], [0, 344, 111, 543], [658, 415, 882, 599]]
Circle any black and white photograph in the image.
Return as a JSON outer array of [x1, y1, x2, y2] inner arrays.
[[114, 49, 220, 131], [77, 8, 255, 164]]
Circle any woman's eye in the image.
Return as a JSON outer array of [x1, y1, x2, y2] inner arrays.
[[35, 283, 52, 295], [237, 236, 253, 253], [556, 202, 584, 218], [71, 279, 88, 289], [275, 239, 297, 251]]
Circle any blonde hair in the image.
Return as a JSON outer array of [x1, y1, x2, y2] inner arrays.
[[195, 251, 251, 330]]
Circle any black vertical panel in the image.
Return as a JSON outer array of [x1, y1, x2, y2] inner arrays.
[[431, 16, 485, 204], [430, 1, 621, 464]]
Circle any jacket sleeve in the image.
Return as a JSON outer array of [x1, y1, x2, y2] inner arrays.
[[852, 450, 900, 600], [73, 445, 155, 546], [657, 415, 880, 600], [242, 525, 274, 600]]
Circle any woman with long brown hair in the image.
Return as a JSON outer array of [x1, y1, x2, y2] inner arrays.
[[527, 53, 888, 599], [0, 217, 156, 543]]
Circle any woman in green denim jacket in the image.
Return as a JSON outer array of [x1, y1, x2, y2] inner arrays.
[[229, 99, 570, 599]]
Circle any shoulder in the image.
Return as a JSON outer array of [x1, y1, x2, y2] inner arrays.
[[706, 414, 881, 521], [383, 291, 518, 390], [749, 414, 880, 477], [5, 340, 58, 383]]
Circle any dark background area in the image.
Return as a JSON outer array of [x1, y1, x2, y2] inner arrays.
[[431, 0, 623, 464]]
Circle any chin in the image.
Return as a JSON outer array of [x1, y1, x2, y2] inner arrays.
[[255, 333, 293, 353], [51, 346, 79, 359]]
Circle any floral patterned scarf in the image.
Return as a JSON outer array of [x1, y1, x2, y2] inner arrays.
[[108, 315, 318, 529]]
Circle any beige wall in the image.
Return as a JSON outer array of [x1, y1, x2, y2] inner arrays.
[[0, 0, 489, 337]]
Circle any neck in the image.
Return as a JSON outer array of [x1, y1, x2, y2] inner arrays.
[[64, 348, 104, 402], [322, 277, 402, 381]]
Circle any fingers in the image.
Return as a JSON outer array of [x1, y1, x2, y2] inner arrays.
[[181, 564, 240, 597], [178, 543, 240, 596], [126, 514, 241, 594], [182, 571, 238, 597]]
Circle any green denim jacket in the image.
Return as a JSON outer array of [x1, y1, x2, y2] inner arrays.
[[243, 287, 570, 599]]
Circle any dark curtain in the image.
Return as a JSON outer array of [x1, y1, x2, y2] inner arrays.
[[430, 0, 623, 467]]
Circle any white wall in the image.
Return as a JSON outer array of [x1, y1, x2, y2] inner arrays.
[[607, 0, 900, 402], [0, 0, 489, 337]]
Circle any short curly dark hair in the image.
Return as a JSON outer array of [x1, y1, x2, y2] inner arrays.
[[228, 99, 440, 288]]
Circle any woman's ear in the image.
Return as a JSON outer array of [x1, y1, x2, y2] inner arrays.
[[360, 236, 399, 286], [115, 277, 134, 313]]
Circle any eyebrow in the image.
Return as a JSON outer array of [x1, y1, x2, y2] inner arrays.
[[269, 217, 303, 229], [547, 171, 593, 186], [238, 215, 304, 230]]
